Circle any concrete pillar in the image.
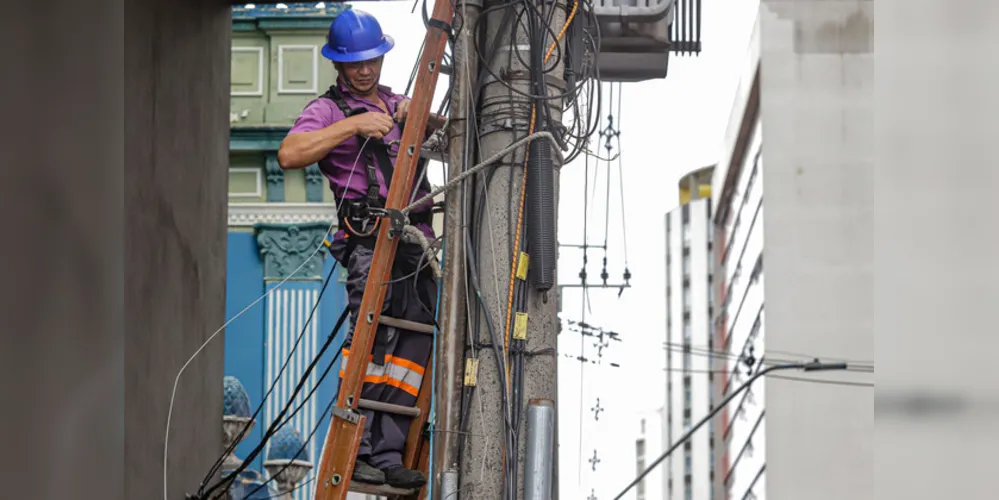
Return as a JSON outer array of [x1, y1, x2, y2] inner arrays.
[[125, 0, 231, 498]]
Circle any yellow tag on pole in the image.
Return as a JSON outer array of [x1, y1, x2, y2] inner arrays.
[[514, 312, 529, 340], [464, 358, 480, 386], [516, 252, 530, 280]]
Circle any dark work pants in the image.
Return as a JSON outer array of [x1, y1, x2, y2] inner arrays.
[[331, 239, 438, 469]]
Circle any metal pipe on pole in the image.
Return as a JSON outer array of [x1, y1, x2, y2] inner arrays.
[[432, 0, 481, 493], [524, 399, 556, 500], [440, 470, 460, 500]]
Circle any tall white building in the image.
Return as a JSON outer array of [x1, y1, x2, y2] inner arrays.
[[631, 408, 665, 500], [663, 166, 716, 500], [710, 16, 764, 500]]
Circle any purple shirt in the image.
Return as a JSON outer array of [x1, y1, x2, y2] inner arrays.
[[288, 81, 435, 239]]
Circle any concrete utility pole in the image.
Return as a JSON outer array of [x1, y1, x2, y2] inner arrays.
[[458, 0, 568, 498]]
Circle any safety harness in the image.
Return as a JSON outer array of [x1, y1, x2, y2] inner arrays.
[[319, 84, 433, 237], [320, 84, 435, 366]]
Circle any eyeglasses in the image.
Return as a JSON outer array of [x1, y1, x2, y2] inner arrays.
[[342, 57, 383, 71]]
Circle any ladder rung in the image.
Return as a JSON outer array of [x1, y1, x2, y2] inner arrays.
[[348, 481, 417, 497], [358, 398, 422, 418], [379, 315, 436, 335]]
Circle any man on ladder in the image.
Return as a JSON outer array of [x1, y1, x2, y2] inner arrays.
[[276, 9, 444, 490]]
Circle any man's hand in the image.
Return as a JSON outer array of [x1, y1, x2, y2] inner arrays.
[[396, 98, 446, 131], [349, 112, 395, 140], [394, 98, 412, 123]]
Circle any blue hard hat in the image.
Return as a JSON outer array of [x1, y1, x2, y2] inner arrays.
[[321, 10, 394, 63]]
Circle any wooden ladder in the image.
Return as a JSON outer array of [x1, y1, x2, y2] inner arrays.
[[312, 1, 454, 499]]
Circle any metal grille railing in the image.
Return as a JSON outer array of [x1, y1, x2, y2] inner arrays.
[[671, 0, 702, 55], [591, 0, 702, 55]]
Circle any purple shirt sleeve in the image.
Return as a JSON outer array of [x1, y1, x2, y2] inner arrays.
[[288, 98, 338, 135]]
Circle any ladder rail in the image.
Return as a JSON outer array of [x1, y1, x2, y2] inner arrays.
[[402, 365, 435, 500], [313, 1, 455, 498]]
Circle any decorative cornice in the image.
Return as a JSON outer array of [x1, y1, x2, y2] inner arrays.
[[259, 19, 334, 32], [231, 3, 350, 31], [232, 3, 349, 19], [231, 125, 292, 152], [228, 202, 338, 227], [256, 221, 332, 280], [232, 19, 259, 32]]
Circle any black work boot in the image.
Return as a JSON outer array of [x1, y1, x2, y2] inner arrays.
[[382, 465, 427, 489], [352, 459, 386, 484]]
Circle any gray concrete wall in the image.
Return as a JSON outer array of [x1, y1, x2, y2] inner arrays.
[[758, 1, 874, 500], [125, 0, 231, 498], [874, 2, 999, 499]]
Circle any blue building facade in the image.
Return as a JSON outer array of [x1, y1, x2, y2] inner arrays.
[[224, 4, 352, 499]]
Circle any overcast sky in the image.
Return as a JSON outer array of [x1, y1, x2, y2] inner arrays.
[[346, 1, 762, 497]]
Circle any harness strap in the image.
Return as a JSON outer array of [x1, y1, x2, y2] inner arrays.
[[320, 84, 433, 208], [321, 86, 383, 207]]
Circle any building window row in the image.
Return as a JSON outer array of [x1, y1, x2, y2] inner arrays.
[[741, 151, 761, 212], [720, 191, 763, 281], [726, 410, 766, 486], [636, 438, 646, 499], [749, 254, 763, 284], [724, 355, 766, 440], [721, 271, 765, 369], [729, 261, 743, 291], [741, 465, 766, 500], [722, 196, 762, 287], [725, 143, 762, 245]]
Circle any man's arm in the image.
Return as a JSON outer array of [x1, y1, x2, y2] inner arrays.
[[279, 102, 396, 170], [277, 119, 357, 170]]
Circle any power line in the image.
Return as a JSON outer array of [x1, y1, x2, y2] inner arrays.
[[199, 306, 351, 500], [612, 360, 850, 500], [561, 318, 875, 371], [769, 374, 873, 388]]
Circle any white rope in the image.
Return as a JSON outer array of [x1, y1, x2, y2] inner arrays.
[[402, 224, 443, 280], [402, 131, 563, 214]]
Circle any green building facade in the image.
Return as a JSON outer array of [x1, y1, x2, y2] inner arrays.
[[227, 2, 348, 210]]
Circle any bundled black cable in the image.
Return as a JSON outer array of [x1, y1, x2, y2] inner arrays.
[[235, 309, 352, 500], [195, 262, 349, 500], [197, 261, 339, 491]]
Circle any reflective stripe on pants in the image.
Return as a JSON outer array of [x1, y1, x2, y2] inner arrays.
[[340, 348, 425, 397], [329, 239, 438, 469]]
